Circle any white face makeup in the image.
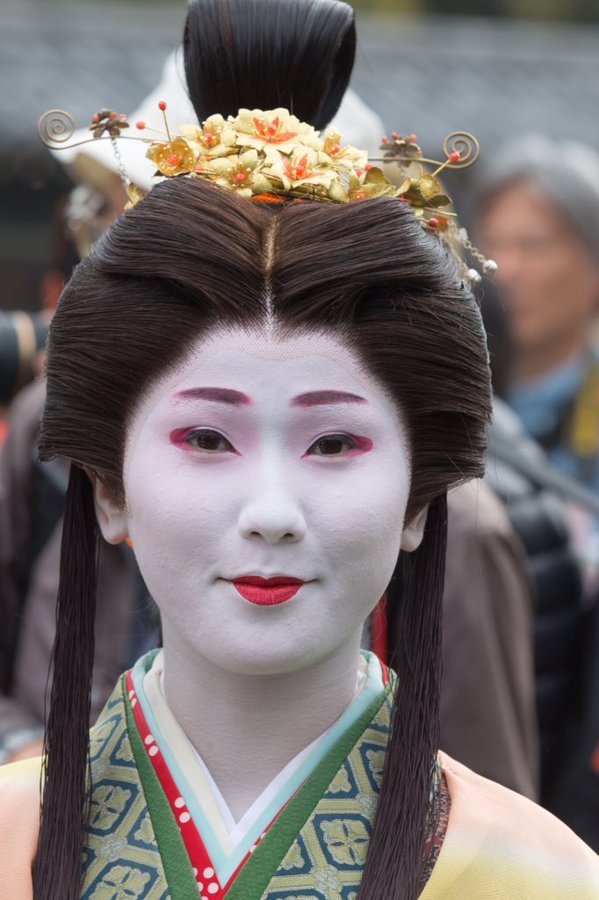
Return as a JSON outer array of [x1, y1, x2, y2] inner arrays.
[[96, 329, 419, 676]]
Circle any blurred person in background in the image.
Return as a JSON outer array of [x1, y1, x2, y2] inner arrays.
[[0, 195, 157, 764], [384, 478, 539, 800], [0, 378, 157, 764], [481, 277, 599, 849], [476, 137, 599, 500], [0, 119, 152, 769], [476, 148, 599, 841], [0, 311, 49, 441], [0, 195, 78, 442]]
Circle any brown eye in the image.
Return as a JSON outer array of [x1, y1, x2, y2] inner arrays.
[[308, 434, 355, 456], [187, 429, 235, 453]]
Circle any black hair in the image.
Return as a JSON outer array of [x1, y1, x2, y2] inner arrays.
[[184, 0, 356, 128]]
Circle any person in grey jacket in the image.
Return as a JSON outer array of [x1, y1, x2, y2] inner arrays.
[[0, 379, 157, 764]]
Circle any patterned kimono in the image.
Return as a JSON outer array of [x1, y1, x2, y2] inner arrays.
[[81, 650, 396, 899], [1, 650, 598, 899]]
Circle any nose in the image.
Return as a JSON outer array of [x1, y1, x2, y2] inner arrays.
[[237, 478, 306, 546]]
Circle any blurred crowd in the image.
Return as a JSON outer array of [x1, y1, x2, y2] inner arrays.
[[1, 19, 599, 856]]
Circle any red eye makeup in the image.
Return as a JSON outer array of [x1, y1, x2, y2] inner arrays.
[[169, 427, 238, 454], [304, 433, 374, 458]]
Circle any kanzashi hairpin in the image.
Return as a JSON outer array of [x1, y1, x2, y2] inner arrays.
[[38, 103, 497, 284]]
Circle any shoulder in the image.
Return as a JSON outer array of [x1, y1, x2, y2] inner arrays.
[[447, 480, 513, 544], [0, 757, 40, 899], [425, 752, 599, 899]]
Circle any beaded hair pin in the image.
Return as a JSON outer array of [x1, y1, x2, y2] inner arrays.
[[38, 104, 496, 285]]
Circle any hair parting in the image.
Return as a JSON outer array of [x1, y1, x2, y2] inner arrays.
[[33, 465, 98, 899], [262, 215, 279, 332]]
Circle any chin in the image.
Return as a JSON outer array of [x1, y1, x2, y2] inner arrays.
[[199, 636, 339, 677]]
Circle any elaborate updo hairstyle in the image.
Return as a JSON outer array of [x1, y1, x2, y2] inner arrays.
[[34, 2, 492, 898]]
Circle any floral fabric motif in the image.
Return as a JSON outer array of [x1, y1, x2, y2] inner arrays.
[[89, 784, 133, 832], [89, 864, 151, 899], [81, 693, 170, 900], [259, 683, 447, 900], [260, 692, 394, 900], [318, 819, 370, 868], [279, 842, 307, 873], [327, 765, 353, 796], [363, 748, 385, 786], [79, 669, 446, 900]]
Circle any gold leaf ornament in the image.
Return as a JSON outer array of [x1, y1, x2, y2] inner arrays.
[[362, 167, 393, 189], [232, 108, 323, 154], [418, 174, 442, 201], [347, 168, 395, 202], [323, 129, 367, 167], [180, 116, 237, 157], [125, 183, 147, 209], [146, 137, 198, 176], [429, 194, 452, 208], [203, 150, 273, 197], [38, 101, 495, 286]]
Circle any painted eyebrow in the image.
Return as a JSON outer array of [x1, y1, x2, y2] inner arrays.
[[174, 387, 251, 405], [291, 390, 367, 407]]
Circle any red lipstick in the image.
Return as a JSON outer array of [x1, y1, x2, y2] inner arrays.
[[230, 575, 305, 605]]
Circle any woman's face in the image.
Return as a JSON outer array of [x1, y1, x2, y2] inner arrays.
[[95, 328, 421, 675]]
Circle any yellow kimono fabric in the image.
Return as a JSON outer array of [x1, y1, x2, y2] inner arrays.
[[0, 745, 597, 898], [422, 753, 599, 899]]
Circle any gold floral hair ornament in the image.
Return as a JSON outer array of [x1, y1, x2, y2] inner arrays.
[[38, 103, 497, 284]]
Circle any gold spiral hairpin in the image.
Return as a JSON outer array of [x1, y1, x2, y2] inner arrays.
[[36, 105, 496, 283], [443, 132, 480, 169], [37, 109, 76, 147]]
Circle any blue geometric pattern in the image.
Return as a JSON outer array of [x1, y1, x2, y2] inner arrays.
[[81, 682, 170, 900], [79, 671, 408, 899], [260, 689, 393, 899]]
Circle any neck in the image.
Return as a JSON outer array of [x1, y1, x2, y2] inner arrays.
[[513, 333, 587, 382], [161, 624, 363, 821]]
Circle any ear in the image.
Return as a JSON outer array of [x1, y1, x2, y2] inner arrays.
[[92, 475, 129, 545], [400, 505, 429, 552]]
